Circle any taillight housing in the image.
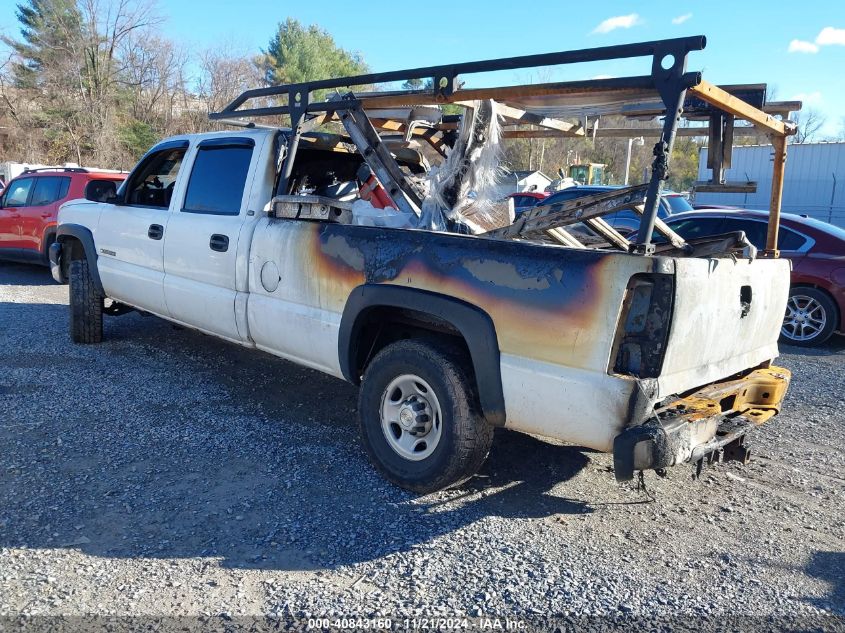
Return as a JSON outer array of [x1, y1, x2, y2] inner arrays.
[[611, 273, 674, 378]]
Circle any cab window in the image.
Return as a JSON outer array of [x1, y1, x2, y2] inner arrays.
[[3, 177, 35, 207], [182, 143, 253, 216], [31, 176, 71, 206], [126, 148, 186, 208]]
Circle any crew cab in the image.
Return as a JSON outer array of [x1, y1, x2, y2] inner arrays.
[[49, 39, 794, 492], [0, 167, 125, 266]]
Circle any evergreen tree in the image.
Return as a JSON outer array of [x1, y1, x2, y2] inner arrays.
[[259, 18, 368, 86], [2, 0, 84, 89]]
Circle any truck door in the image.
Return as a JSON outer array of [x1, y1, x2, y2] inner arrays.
[[162, 137, 258, 342], [96, 140, 188, 316], [0, 176, 35, 250]]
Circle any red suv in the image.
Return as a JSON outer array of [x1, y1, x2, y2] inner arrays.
[[0, 168, 125, 266]]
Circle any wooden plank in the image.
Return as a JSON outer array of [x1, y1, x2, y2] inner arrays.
[[584, 217, 630, 250], [493, 103, 584, 136], [765, 136, 787, 256], [688, 80, 795, 137], [693, 181, 757, 193], [486, 185, 649, 239], [355, 76, 657, 109], [546, 228, 586, 248], [502, 126, 764, 139]]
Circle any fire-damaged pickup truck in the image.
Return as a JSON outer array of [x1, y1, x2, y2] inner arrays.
[[51, 37, 795, 492]]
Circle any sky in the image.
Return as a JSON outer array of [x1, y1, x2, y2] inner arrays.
[[1, 0, 844, 137]]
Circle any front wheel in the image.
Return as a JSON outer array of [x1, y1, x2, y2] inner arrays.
[[781, 287, 838, 347], [69, 258, 103, 344], [357, 339, 493, 493]]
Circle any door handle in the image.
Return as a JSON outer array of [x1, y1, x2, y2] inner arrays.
[[209, 234, 229, 252], [148, 224, 164, 240]]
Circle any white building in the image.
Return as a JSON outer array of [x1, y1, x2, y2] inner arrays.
[[493, 170, 552, 199], [695, 141, 845, 227]]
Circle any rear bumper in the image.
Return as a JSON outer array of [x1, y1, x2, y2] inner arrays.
[[49, 241, 65, 284], [613, 365, 791, 481]]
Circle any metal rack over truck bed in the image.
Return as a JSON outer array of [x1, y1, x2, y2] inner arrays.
[[210, 35, 798, 257]]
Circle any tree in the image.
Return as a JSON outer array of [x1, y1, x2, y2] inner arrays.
[[2, 0, 160, 164], [181, 46, 264, 134], [258, 18, 368, 87], [2, 0, 84, 89], [792, 108, 826, 144], [402, 78, 431, 91]]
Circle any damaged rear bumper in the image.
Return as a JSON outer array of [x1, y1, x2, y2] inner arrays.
[[613, 365, 791, 481]]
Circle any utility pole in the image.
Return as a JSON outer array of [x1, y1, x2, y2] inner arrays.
[[624, 136, 644, 185]]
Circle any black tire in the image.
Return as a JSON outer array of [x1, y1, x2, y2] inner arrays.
[[781, 286, 838, 347], [69, 258, 103, 344], [358, 339, 494, 494]]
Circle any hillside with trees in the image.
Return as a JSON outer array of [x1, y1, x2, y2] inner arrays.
[[0, 0, 785, 189]]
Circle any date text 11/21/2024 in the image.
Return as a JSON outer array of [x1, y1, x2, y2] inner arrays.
[[306, 617, 527, 629]]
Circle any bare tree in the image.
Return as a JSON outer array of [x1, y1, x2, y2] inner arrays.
[[177, 47, 263, 133], [792, 108, 827, 144]]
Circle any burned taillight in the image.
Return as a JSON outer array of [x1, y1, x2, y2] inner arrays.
[[611, 273, 674, 378]]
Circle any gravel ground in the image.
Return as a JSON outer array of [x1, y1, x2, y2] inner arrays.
[[1, 261, 844, 630]]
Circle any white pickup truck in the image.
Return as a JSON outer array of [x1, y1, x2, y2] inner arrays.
[[50, 125, 791, 492]]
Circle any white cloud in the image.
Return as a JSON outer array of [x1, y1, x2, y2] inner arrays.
[[591, 14, 641, 34], [815, 26, 845, 46], [591, 74, 616, 80], [672, 13, 692, 25], [791, 91, 823, 106], [788, 39, 819, 53]]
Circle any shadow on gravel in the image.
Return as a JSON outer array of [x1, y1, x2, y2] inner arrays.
[[780, 335, 845, 357], [805, 551, 845, 614], [0, 302, 592, 573], [0, 262, 56, 286]]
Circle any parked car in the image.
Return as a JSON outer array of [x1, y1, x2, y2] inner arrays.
[[0, 167, 125, 266], [507, 191, 548, 216], [655, 209, 845, 346], [541, 185, 693, 235]]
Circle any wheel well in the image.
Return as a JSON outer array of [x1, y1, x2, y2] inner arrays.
[[63, 237, 85, 261], [340, 285, 506, 427], [352, 307, 473, 383], [61, 237, 85, 279], [42, 229, 56, 257]]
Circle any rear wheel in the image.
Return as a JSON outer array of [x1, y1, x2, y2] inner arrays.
[[358, 339, 493, 493], [69, 258, 103, 344], [781, 287, 837, 347]]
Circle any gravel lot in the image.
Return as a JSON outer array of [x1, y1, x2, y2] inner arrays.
[[1, 261, 844, 629]]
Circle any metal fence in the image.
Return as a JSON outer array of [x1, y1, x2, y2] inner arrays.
[[695, 142, 845, 227]]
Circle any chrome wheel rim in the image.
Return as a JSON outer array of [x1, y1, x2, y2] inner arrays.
[[782, 294, 827, 342], [380, 374, 442, 461]]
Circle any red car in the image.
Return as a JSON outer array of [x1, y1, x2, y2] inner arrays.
[[662, 209, 845, 346], [0, 167, 125, 266]]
